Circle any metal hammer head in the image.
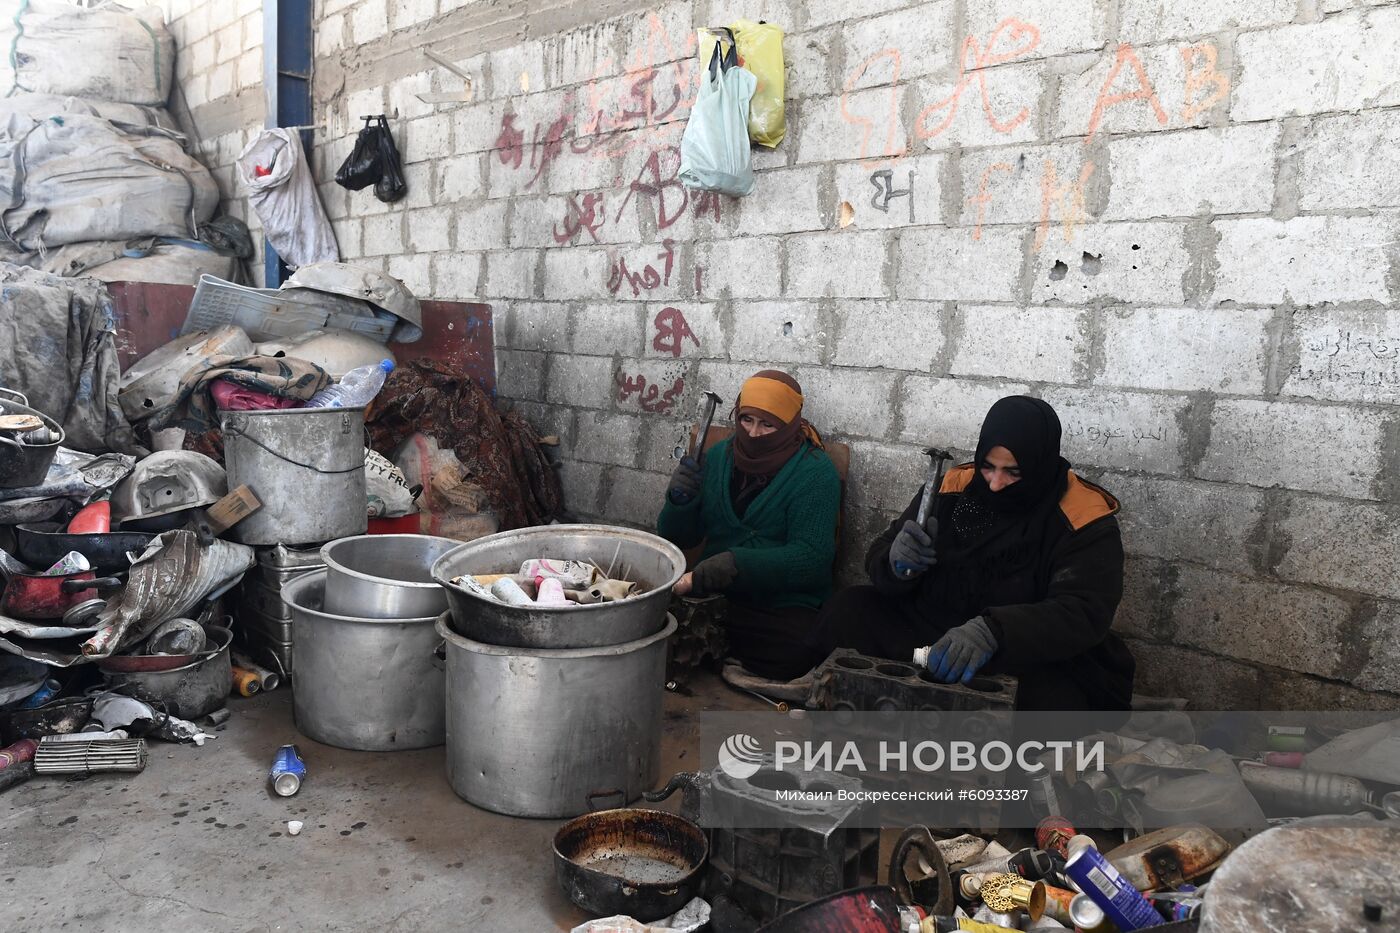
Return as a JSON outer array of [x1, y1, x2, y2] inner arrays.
[[924, 447, 953, 463]]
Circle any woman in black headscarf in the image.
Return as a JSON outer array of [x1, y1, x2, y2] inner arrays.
[[807, 395, 1134, 711]]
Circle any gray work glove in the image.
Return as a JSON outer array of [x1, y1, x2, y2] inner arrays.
[[667, 455, 702, 505], [889, 517, 938, 578], [691, 551, 738, 596], [925, 616, 998, 684]]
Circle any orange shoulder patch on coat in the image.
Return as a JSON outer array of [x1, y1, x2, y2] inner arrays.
[[1060, 471, 1120, 530], [940, 463, 975, 494]]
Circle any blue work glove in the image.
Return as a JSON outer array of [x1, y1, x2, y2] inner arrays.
[[889, 518, 938, 578], [667, 455, 702, 505], [925, 616, 997, 684]]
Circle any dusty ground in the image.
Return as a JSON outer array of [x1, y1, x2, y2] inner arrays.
[[0, 670, 769, 932]]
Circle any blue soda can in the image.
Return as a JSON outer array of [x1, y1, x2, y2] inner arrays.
[[270, 744, 305, 797], [20, 679, 61, 710], [1064, 845, 1163, 931]]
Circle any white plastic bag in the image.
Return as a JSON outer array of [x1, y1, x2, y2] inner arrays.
[[236, 129, 338, 269], [365, 448, 415, 518], [678, 40, 756, 197]]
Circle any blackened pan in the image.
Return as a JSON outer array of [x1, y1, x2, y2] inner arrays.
[[14, 523, 155, 572], [553, 806, 707, 922]]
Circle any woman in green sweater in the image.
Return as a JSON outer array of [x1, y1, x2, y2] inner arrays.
[[657, 370, 841, 680]]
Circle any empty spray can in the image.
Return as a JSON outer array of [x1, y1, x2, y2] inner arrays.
[[1239, 762, 1372, 815], [231, 667, 262, 697], [0, 738, 39, 770], [1064, 845, 1163, 931], [270, 744, 305, 796], [1068, 893, 1116, 933]]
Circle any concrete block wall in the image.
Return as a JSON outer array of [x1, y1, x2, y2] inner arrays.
[[164, 0, 1400, 709]]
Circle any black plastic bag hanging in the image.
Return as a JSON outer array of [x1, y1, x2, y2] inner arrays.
[[373, 116, 407, 203], [335, 116, 383, 191]]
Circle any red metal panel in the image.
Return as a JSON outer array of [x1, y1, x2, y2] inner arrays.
[[105, 282, 495, 393]]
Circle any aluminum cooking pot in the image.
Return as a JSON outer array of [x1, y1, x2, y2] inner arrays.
[[0, 387, 65, 489], [553, 806, 708, 922]]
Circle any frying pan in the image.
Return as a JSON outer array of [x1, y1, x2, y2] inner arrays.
[[14, 522, 155, 572]]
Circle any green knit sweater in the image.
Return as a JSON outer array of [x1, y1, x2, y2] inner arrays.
[[656, 439, 840, 610]]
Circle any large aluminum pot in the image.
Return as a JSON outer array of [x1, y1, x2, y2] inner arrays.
[[221, 407, 367, 546], [321, 534, 458, 619], [102, 625, 233, 721], [438, 612, 675, 818], [430, 524, 685, 649], [282, 571, 444, 751]]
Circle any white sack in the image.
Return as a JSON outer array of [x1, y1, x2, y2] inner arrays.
[[236, 129, 339, 269], [0, 1, 174, 106], [0, 93, 177, 130]]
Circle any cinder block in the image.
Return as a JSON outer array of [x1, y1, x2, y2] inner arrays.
[[1113, 556, 1167, 642], [791, 366, 897, 438], [1213, 216, 1398, 306], [558, 458, 607, 518], [844, 4, 957, 90], [1299, 111, 1400, 211], [431, 252, 482, 301], [495, 348, 547, 401], [330, 217, 362, 258], [695, 0, 800, 30], [966, 0, 1106, 59], [389, 0, 437, 31], [695, 237, 784, 299], [387, 254, 431, 296], [497, 302, 570, 352], [438, 155, 485, 203], [207, 62, 235, 101], [361, 214, 404, 256], [728, 300, 825, 364], [1104, 125, 1279, 219], [897, 226, 1022, 302], [345, 86, 387, 126], [957, 143, 1088, 227], [575, 302, 648, 357], [953, 305, 1086, 384], [546, 354, 617, 410], [1273, 495, 1400, 600], [575, 411, 648, 469], [454, 199, 508, 251], [1032, 222, 1189, 305], [1127, 641, 1263, 710], [1054, 42, 1226, 140], [912, 62, 1045, 151], [601, 467, 672, 530], [386, 71, 435, 122], [785, 230, 889, 299], [844, 440, 927, 513], [1170, 565, 1350, 679], [237, 49, 261, 89], [785, 28, 837, 100], [1234, 9, 1400, 121], [1120, 0, 1294, 43], [1258, 668, 1400, 712], [804, 0, 909, 27], [694, 360, 765, 405], [402, 162, 435, 209], [484, 248, 540, 299], [1355, 602, 1400, 695], [453, 100, 507, 155], [1040, 386, 1190, 474], [545, 146, 621, 197], [407, 208, 453, 252], [351, 3, 389, 45], [899, 377, 1033, 449], [614, 358, 690, 418], [541, 20, 621, 88], [730, 166, 826, 237], [1096, 307, 1272, 394], [508, 401, 574, 455], [540, 247, 609, 300], [794, 90, 909, 166], [641, 302, 723, 360], [609, 241, 692, 301], [1199, 399, 1388, 499], [402, 113, 453, 163], [1281, 308, 1400, 404], [215, 23, 240, 64], [831, 300, 945, 371], [640, 417, 692, 474], [837, 153, 943, 230], [1106, 473, 1263, 574], [488, 40, 546, 99], [315, 14, 346, 56]]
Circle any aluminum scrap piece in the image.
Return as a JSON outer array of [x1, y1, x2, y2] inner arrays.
[[33, 737, 147, 774]]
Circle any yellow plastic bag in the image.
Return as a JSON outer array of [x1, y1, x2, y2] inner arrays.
[[699, 20, 786, 148]]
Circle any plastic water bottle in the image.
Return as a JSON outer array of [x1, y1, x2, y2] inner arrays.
[[307, 359, 394, 408]]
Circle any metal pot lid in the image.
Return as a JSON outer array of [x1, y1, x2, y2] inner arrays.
[[117, 326, 254, 420], [62, 598, 107, 627], [282, 262, 422, 343]]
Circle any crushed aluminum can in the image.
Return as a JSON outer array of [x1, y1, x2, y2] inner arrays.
[[270, 744, 305, 796]]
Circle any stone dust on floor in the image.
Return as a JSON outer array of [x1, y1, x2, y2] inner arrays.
[[1, 669, 769, 932]]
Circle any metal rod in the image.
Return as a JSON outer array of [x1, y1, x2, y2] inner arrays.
[[424, 48, 474, 83]]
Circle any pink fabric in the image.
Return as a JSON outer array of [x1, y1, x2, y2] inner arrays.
[[211, 378, 305, 411]]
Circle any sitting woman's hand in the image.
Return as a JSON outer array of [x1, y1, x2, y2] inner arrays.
[[667, 455, 702, 505], [673, 572, 694, 596], [924, 616, 998, 684], [672, 553, 739, 597]]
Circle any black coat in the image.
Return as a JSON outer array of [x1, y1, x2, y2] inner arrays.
[[865, 464, 1135, 710]]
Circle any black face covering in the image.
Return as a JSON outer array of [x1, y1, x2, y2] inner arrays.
[[965, 396, 1070, 514]]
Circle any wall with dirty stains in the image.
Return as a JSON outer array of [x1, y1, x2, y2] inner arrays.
[[159, 0, 1400, 710]]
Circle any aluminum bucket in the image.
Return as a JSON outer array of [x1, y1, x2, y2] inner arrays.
[[437, 612, 675, 818], [283, 571, 444, 751], [321, 534, 458, 619], [430, 524, 684, 649], [221, 407, 367, 546]]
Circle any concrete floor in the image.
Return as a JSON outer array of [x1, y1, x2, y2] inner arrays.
[[0, 671, 768, 932]]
